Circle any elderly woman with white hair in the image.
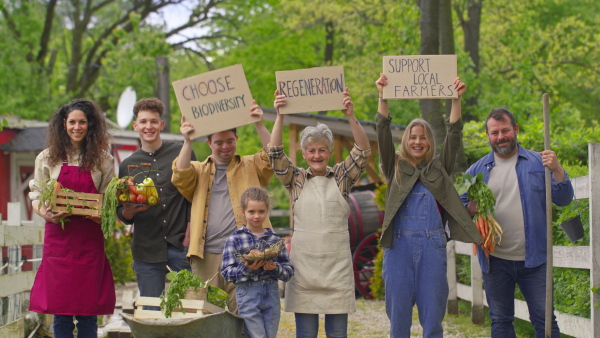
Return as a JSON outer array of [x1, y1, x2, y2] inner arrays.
[[268, 88, 371, 338]]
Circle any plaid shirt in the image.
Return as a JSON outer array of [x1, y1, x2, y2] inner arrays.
[[221, 226, 293, 284], [268, 144, 371, 209]]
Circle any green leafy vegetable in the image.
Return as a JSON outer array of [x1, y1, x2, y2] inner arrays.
[[455, 173, 503, 256], [159, 269, 228, 318], [101, 177, 122, 238]]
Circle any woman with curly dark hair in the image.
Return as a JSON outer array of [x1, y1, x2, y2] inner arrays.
[[28, 99, 116, 338]]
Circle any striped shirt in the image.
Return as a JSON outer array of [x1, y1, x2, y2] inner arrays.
[[221, 226, 293, 284], [267, 144, 371, 209]]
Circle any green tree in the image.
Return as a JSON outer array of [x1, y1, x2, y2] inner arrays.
[[0, 0, 231, 119]]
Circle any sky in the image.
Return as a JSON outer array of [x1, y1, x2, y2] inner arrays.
[[148, 1, 208, 47]]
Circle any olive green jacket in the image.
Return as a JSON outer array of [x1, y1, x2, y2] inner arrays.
[[376, 113, 482, 248]]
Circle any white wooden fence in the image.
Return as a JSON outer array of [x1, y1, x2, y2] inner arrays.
[[0, 203, 44, 337], [447, 142, 600, 337]]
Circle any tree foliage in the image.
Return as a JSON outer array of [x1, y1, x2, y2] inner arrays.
[[0, 0, 229, 119]]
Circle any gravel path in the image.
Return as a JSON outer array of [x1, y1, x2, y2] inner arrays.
[[110, 283, 492, 337], [277, 298, 492, 337]]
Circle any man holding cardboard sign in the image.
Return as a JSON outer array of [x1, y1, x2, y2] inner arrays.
[[172, 64, 262, 138], [171, 101, 273, 314]]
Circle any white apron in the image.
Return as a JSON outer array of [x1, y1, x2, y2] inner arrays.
[[284, 176, 356, 314]]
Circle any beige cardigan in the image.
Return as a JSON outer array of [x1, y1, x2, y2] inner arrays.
[[29, 149, 115, 202]]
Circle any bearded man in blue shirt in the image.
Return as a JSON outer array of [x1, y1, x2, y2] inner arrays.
[[461, 108, 574, 337]]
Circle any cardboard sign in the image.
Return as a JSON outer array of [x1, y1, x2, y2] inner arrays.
[[172, 64, 257, 138], [275, 66, 346, 114], [382, 55, 457, 100]]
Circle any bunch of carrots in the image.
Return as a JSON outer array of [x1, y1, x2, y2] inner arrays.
[[474, 210, 503, 257], [457, 173, 503, 257]]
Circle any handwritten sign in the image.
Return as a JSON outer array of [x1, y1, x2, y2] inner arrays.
[[382, 55, 457, 100], [275, 66, 346, 114], [172, 64, 257, 138]]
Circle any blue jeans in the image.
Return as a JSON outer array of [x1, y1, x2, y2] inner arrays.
[[53, 315, 97, 338], [483, 256, 560, 338], [295, 313, 348, 338], [132, 244, 190, 309], [383, 228, 448, 338], [236, 279, 280, 338]]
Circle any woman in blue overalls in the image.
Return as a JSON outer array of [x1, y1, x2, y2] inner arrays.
[[375, 74, 481, 337]]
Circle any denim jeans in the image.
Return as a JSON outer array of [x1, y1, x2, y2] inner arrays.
[[383, 228, 448, 338], [235, 279, 280, 338], [294, 313, 348, 338], [53, 315, 97, 338], [483, 256, 560, 338], [132, 244, 190, 309]]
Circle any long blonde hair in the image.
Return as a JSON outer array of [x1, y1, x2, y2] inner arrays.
[[393, 118, 436, 184]]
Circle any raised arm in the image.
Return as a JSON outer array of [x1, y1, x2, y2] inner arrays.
[[342, 87, 370, 150], [376, 73, 390, 117], [449, 77, 466, 123], [175, 115, 194, 170], [270, 90, 286, 147], [250, 99, 270, 150]]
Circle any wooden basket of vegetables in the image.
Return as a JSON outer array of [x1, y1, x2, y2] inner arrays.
[[158, 269, 229, 318], [39, 179, 102, 229], [235, 240, 285, 263], [50, 189, 102, 217]]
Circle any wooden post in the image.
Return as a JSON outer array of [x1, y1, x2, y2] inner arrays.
[[288, 124, 299, 229], [471, 251, 485, 324], [590, 143, 600, 336], [446, 241, 458, 314], [7, 202, 21, 226], [543, 93, 553, 337], [334, 136, 343, 164], [156, 56, 171, 133], [370, 141, 378, 183]]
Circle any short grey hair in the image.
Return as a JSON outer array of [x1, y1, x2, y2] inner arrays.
[[299, 123, 334, 151]]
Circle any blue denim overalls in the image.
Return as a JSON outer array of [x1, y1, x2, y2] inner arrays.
[[383, 181, 448, 338]]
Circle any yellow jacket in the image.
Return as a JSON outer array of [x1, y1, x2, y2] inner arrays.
[[171, 149, 273, 259]]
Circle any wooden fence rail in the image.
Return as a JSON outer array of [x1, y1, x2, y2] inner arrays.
[[447, 142, 600, 337]]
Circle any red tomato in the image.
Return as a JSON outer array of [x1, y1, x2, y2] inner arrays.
[[129, 184, 140, 194]]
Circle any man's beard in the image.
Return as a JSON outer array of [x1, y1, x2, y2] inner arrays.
[[491, 137, 518, 156]]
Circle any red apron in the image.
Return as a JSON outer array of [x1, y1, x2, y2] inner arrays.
[[29, 161, 116, 315]]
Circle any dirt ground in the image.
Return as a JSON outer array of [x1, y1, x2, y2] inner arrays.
[[109, 283, 492, 338], [276, 298, 492, 337]]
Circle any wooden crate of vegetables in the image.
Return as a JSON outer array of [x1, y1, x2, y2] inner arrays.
[[133, 296, 224, 319], [50, 189, 102, 217]]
